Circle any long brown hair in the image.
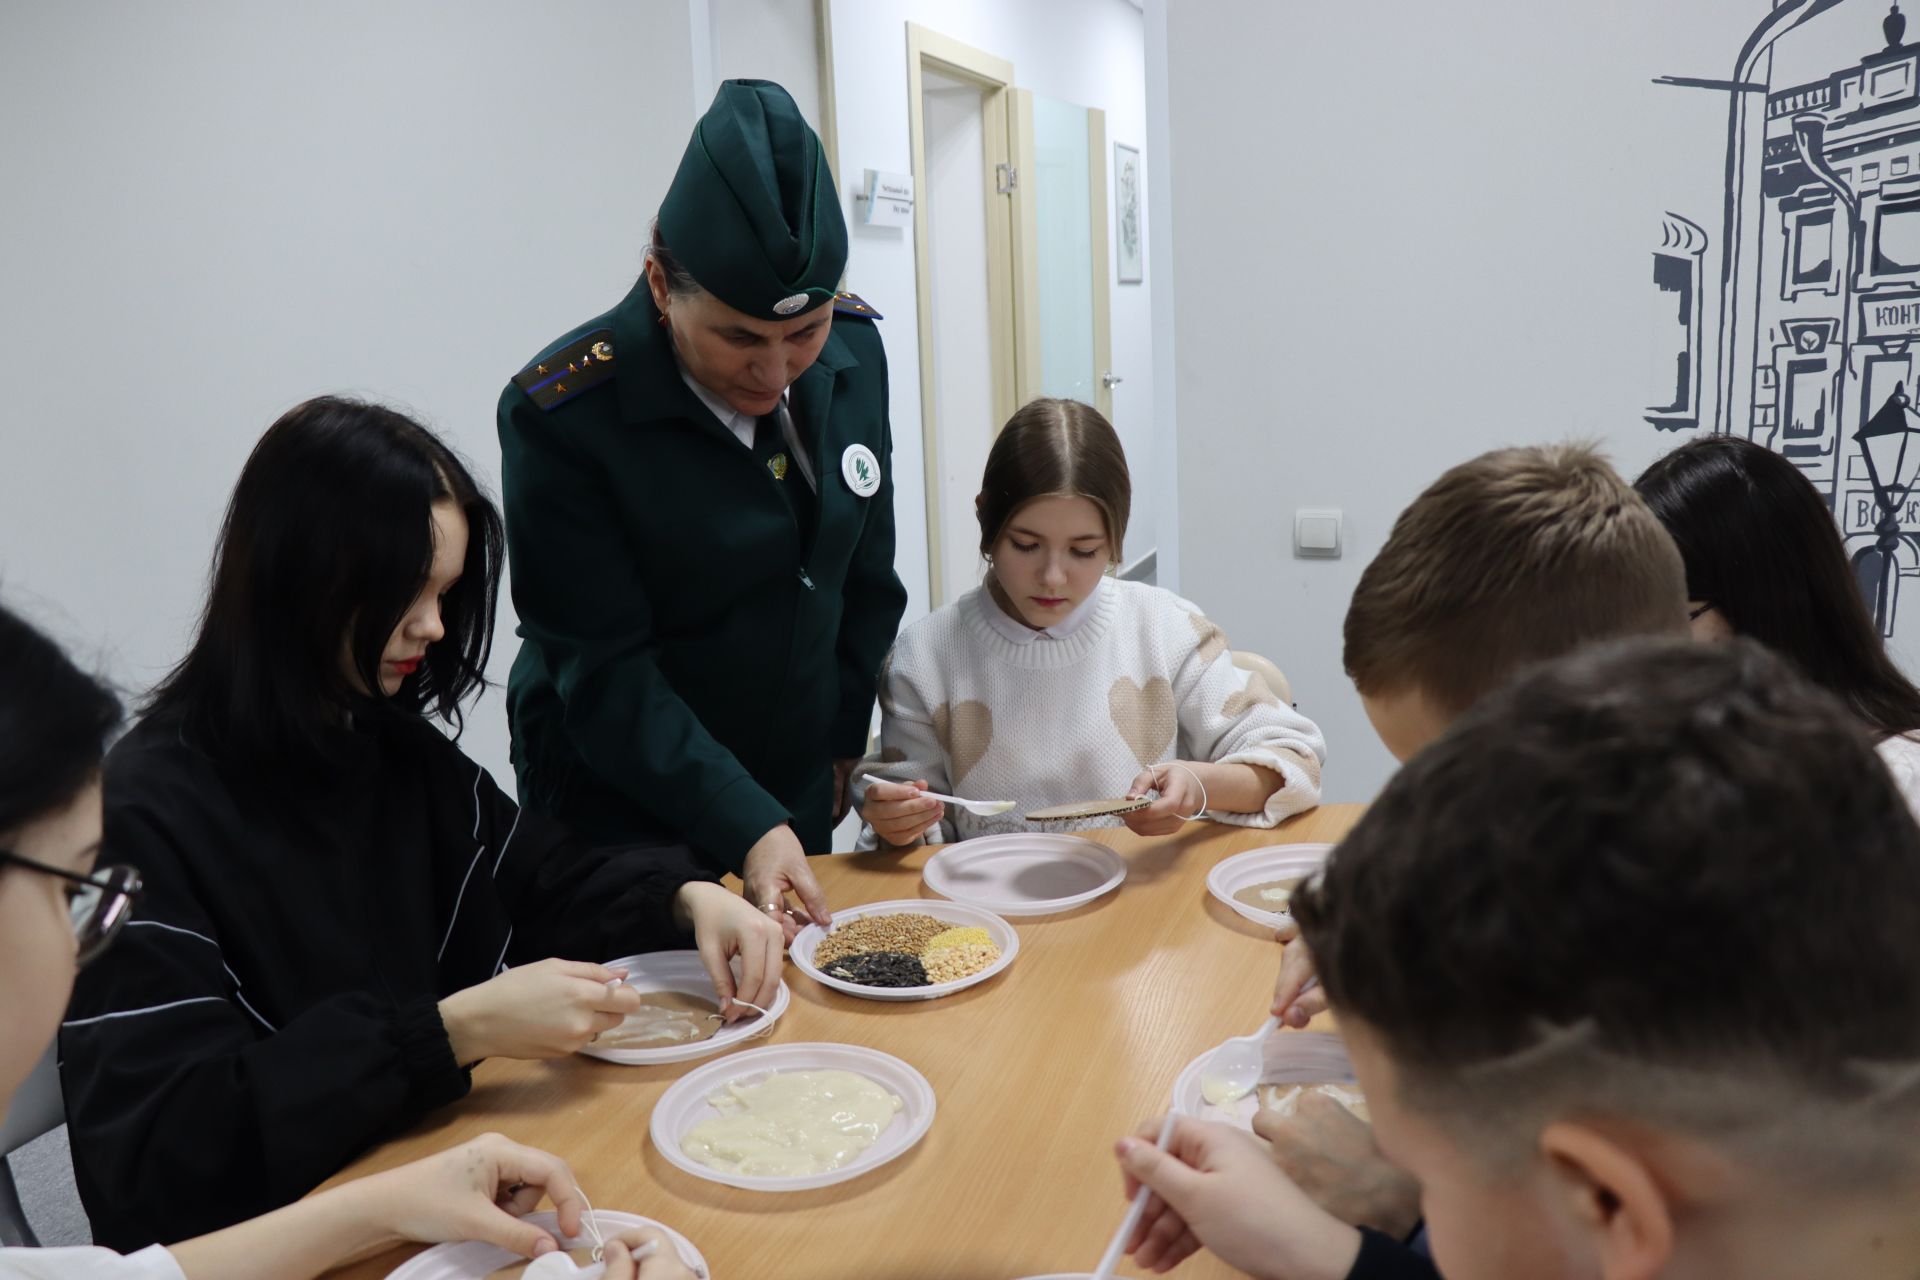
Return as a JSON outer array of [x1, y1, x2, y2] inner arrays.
[[976, 398, 1131, 562]]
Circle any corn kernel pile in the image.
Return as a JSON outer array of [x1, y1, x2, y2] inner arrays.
[[814, 913, 1004, 989]]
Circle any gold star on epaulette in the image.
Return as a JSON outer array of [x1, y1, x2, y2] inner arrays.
[[512, 329, 617, 410], [832, 291, 883, 321]]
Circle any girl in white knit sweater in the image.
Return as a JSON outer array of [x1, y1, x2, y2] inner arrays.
[[854, 399, 1326, 848]]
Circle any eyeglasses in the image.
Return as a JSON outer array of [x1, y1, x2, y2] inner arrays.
[[1688, 602, 1716, 622], [0, 851, 141, 967]]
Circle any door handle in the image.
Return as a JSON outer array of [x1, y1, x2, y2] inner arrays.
[[1101, 372, 1124, 388]]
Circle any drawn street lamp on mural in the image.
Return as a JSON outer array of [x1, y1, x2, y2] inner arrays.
[[1854, 382, 1920, 628], [1653, 0, 1920, 635]]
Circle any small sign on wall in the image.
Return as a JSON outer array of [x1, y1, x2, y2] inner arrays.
[[856, 169, 914, 227], [1862, 290, 1920, 339]]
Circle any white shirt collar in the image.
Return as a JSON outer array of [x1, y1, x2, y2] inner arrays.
[[982, 574, 1106, 644], [677, 360, 781, 449]]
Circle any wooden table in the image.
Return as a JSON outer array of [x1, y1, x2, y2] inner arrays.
[[327, 805, 1363, 1279]]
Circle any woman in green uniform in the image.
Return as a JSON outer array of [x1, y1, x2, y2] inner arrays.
[[497, 80, 906, 931]]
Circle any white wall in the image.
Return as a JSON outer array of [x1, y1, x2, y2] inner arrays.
[[1150, 0, 1900, 801], [705, 0, 822, 124], [826, 0, 1154, 624], [0, 1, 702, 786]]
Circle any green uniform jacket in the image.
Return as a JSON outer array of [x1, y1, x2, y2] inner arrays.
[[497, 281, 907, 871]]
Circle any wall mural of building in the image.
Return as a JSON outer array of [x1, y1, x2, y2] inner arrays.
[[1657, 0, 1920, 633]]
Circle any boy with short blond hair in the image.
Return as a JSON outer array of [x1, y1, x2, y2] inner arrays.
[[1265, 444, 1692, 1251], [1341, 442, 1687, 758], [1279, 443, 1688, 1028]]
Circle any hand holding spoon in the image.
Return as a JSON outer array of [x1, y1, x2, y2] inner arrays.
[[860, 773, 1015, 817]]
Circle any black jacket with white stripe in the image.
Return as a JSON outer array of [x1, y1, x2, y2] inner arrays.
[[60, 711, 702, 1251]]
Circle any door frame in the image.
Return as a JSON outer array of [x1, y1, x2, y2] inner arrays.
[[906, 23, 1017, 606]]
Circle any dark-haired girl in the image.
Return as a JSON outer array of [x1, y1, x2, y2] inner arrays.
[[60, 398, 782, 1251], [1635, 435, 1920, 814], [853, 399, 1325, 846]]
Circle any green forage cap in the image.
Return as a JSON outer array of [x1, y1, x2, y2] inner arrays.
[[658, 80, 847, 320]]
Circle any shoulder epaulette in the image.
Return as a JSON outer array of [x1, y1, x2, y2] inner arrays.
[[513, 330, 616, 410], [833, 291, 882, 320]]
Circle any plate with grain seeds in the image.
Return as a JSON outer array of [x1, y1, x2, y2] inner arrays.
[[790, 899, 1018, 1002]]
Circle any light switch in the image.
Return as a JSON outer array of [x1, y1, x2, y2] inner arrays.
[[1294, 508, 1342, 558]]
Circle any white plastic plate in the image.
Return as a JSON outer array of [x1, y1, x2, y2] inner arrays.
[[923, 832, 1126, 916], [651, 1042, 935, 1192], [1172, 1030, 1359, 1131], [1204, 843, 1333, 929], [791, 899, 1018, 1002], [384, 1209, 707, 1278], [577, 951, 790, 1066]]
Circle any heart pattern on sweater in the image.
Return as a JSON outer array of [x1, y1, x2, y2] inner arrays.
[[1223, 672, 1282, 718], [932, 700, 994, 786], [1109, 676, 1177, 768], [1188, 612, 1229, 663]]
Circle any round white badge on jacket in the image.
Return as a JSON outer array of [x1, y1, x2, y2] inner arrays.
[[841, 444, 881, 497]]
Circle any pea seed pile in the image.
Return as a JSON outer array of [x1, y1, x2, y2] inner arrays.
[[815, 913, 1003, 989]]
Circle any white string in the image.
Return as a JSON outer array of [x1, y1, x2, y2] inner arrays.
[[706, 997, 777, 1040], [565, 1185, 709, 1276], [1153, 762, 1208, 821], [577, 1185, 606, 1262]]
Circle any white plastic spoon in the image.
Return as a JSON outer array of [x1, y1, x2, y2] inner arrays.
[[1200, 1014, 1282, 1106], [860, 772, 1015, 816], [1092, 1109, 1179, 1279]]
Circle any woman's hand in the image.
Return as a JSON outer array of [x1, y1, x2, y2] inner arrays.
[[741, 823, 830, 942], [862, 778, 945, 848], [672, 880, 786, 1021], [1115, 1116, 1362, 1280], [438, 959, 642, 1063], [354, 1133, 594, 1260], [167, 1133, 623, 1279], [1123, 763, 1207, 836]]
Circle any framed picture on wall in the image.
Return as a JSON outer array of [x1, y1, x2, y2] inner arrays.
[[1115, 142, 1143, 284]]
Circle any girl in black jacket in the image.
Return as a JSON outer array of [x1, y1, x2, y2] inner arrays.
[[61, 397, 783, 1251]]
